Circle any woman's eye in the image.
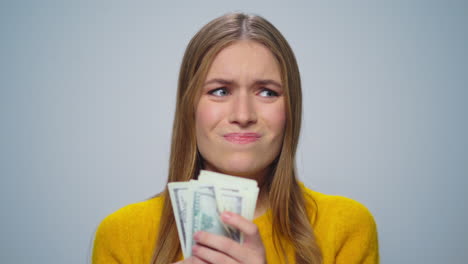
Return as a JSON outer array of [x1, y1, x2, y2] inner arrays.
[[209, 87, 229, 97], [258, 89, 278, 97]]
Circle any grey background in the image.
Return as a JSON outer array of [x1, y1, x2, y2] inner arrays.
[[1, 0, 467, 263]]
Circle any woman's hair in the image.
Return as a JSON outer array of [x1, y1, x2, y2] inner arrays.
[[151, 12, 322, 264]]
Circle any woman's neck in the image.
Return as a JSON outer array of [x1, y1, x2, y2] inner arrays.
[[254, 185, 270, 219]]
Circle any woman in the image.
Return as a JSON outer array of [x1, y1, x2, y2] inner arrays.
[[92, 12, 379, 264]]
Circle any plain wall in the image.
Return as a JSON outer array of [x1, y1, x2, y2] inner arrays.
[[1, 0, 467, 263]]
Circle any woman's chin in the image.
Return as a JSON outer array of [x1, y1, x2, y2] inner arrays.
[[205, 163, 267, 180]]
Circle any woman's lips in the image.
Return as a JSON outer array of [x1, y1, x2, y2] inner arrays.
[[223, 133, 261, 144]]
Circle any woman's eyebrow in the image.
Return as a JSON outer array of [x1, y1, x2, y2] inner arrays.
[[204, 78, 234, 86], [254, 79, 283, 89], [204, 78, 282, 88]]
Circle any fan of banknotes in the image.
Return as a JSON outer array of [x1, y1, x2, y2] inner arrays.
[[168, 170, 259, 258]]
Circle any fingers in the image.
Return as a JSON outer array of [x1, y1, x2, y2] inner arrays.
[[172, 256, 209, 264], [193, 231, 243, 261], [189, 257, 209, 264], [192, 244, 238, 264], [193, 212, 265, 263], [191, 212, 266, 264], [220, 212, 263, 246]]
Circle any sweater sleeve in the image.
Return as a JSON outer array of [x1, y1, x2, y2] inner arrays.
[[334, 198, 379, 264]]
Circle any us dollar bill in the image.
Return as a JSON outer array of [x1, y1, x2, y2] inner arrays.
[[217, 185, 251, 240], [187, 184, 237, 256], [168, 170, 259, 258], [167, 182, 191, 258], [199, 170, 259, 220]]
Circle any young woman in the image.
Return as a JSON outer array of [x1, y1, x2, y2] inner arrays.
[[92, 12, 379, 264]]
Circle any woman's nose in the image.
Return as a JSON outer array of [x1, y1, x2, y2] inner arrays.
[[228, 93, 257, 127]]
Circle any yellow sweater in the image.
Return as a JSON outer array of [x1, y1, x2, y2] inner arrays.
[[92, 184, 379, 263]]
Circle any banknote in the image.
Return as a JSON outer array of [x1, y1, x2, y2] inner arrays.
[[168, 170, 259, 258], [188, 184, 235, 256], [215, 185, 247, 241], [199, 170, 259, 220], [167, 182, 191, 257]]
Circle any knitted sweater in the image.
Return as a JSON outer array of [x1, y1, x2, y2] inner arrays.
[[92, 184, 379, 263]]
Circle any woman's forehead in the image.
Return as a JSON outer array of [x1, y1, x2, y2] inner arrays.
[[205, 40, 282, 84]]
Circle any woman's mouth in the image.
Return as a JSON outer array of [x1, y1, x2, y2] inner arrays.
[[223, 133, 261, 144]]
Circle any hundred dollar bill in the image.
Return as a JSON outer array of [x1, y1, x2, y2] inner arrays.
[[167, 182, 191, 258], [187, 184, 238, 256], [199, 170, 259, 220], [168, 171, 260, 258], [215, 185, 246, 242], [198, 170, 259, 242]]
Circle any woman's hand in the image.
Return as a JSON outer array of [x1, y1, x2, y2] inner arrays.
[[172, 211, 266, 264]]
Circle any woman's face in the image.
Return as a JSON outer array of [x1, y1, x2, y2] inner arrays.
[[195, 40, 286, 179]]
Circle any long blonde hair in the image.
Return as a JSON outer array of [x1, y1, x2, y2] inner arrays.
[[151, 12, 322, 264]]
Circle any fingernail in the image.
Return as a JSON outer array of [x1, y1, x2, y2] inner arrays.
[[193, 231, 200, 241], [222, 211, 232, 220]]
